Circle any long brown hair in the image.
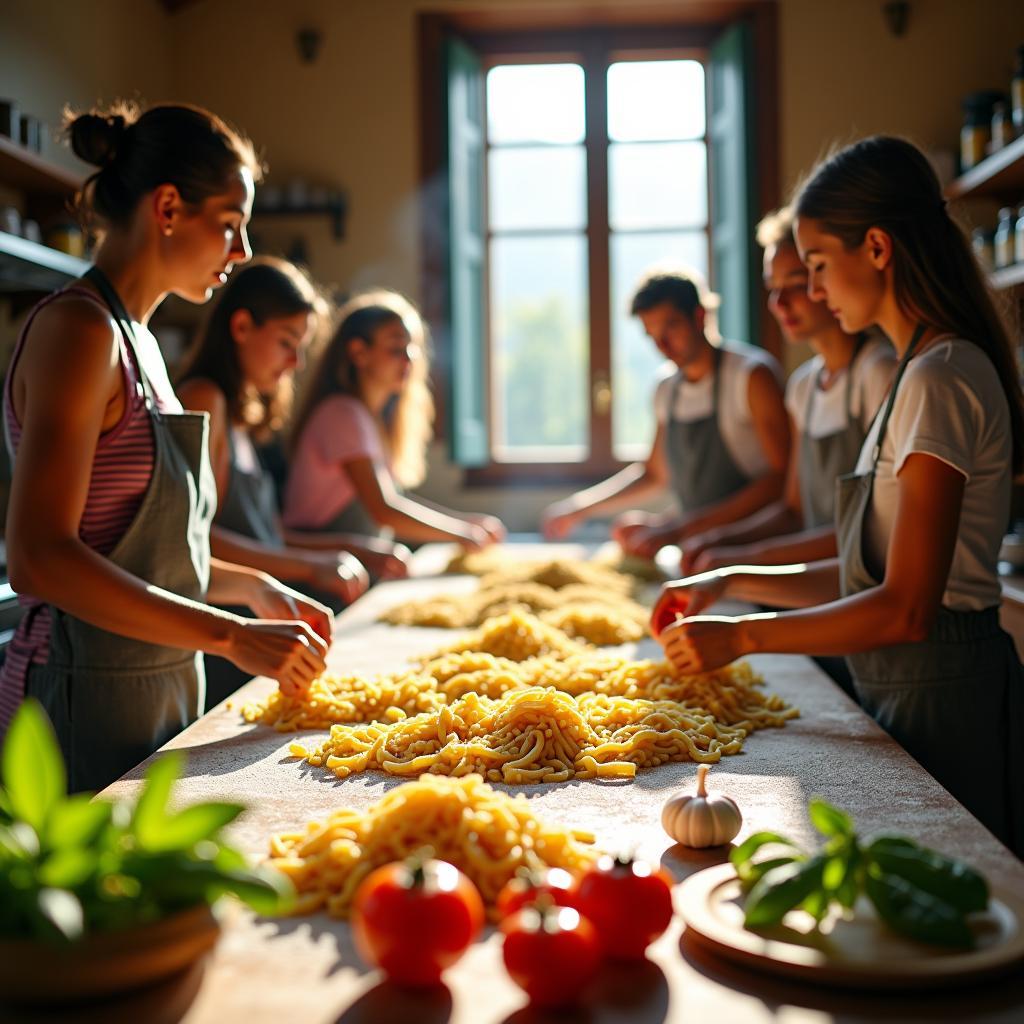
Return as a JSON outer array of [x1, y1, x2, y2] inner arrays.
[[177, 257, 326, 441], [795, 135, 1024, 470], [291, 290, 434, 487], [64, 100, 262, 233]]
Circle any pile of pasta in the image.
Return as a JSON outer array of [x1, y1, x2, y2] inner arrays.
[[288, 685, 750, 784], [386, 559, 649, 644], [267, 774, 598, 918]]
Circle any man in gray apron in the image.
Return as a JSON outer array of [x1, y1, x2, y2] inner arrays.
[[837, 325, 1024, 854], [25, 268, 216, 793]]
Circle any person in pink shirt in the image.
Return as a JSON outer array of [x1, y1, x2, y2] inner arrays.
[[284, 291, 504, 549]]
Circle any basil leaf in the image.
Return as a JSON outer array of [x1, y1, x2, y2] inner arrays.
[[730, 831, 801, 871], [144, 803, 243, 853], [132, 753, 182, 849], [736, 855, 800, 890], [45, 795, 112, 850], [37, 888, 84, 942], [865, 867, 974, 948], [744, 856, 827, 928], [868, 837, 988, 914], [2, 700, 66, 834], [808, 798, 854, 839]]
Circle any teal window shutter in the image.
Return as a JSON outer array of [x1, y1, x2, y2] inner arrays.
[[444, 37, 489, 466], [709, 22, 759, 347]]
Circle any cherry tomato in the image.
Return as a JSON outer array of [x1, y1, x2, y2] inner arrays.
[[352, 856, 484, 986], [572, 854, 674, 960], [501, 902, 602, 1008], [496, 867, 577, 919]]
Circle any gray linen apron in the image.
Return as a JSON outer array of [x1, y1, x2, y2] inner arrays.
[[799, 337, 868, 529], [664, 347, 750, 513], [219, 426, 282, 547], [25, 267, 216, 794], [836, 325, 1024, 855]]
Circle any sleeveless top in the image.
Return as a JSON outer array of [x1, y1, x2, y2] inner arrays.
[[0, 286, 160, 726]]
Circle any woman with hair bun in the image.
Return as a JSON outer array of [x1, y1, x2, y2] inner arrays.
[[652, 136, 1024, 854], [1, 102, 333, 791]]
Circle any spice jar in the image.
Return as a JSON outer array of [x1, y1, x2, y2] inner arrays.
[[992, 102, 1015, 152], [1015, 204, 1024, 265], [995, 208, 1016, 269], [1013, 45, 1024, 136], [972, 227, 995, 272], [961, 91, 1007, 171]]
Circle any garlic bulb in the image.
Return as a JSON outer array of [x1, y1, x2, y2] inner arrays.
[[661, 764, 742, 848]]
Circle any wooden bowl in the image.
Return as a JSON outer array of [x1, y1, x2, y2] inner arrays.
[[0, 904, 220, 1005]]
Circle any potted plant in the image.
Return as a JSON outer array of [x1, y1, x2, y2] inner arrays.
[[0, 699, 291, 1006]]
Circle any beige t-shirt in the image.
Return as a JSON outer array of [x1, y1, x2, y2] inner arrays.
[[855, 338, 1011, 610], [785, 334, 897, 439], [654, 341, 783, 479]]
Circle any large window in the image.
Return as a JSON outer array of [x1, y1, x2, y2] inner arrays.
[[434, 20, 769, 479]]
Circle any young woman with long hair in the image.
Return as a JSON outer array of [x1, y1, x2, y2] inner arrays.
[[652, 137, 1024, 854], [177, 257, 409, 599], [1, 102, 331, 791], [283, 290, 505, 548]]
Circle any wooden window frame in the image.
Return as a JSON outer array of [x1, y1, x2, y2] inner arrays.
[[418, 6, 779, 488]]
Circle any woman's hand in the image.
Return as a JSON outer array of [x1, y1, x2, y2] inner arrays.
[[619, 523, 680, 559], [226, 618, 330, 699], [304, 551, 370, 605], [244, 572, 335, 644], [542, 501, 583, 541], [658, 616, 752, 675], [650, 570, 730, 637], [465, 512, 506, 545], [359, 543, 412, 581]]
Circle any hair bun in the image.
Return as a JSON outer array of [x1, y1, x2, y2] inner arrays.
[[69, 112, 129, 168]]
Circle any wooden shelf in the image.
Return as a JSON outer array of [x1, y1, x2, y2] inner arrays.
[[991, 262, 1024, 290], [251, 199, 347, 241], [0, 134, 83, 197], [945, 134, 1024, 201], [0, 230, 88, 292]]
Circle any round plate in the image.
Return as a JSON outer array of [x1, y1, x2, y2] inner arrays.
[[678, 863, 1024, 990]]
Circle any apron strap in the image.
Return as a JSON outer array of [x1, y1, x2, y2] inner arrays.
[[867, 322, 926, 469], [84, 266, 159, 412]]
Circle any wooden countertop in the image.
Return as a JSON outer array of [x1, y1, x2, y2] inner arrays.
[[97, 544, 1024, 1024]]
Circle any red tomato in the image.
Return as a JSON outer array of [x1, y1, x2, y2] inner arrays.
[[496, 867, 577, 919], [572, 854, 674, 960], [501, 902, 602, 1008], [352, 857, 484, 986]]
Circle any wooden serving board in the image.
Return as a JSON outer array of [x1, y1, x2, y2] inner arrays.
[[678, 862, 1024, 991]]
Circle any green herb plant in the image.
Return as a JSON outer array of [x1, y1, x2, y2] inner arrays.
[[0, 699, 291, 943], [730, 798, 990, 948]]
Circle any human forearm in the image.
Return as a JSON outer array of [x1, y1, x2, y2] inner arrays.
[[561, 464, 666, 521], [210, 525, 318, 585], [740, 527, 838, 567], [679, 472, 786, 540], [694, 499, 802, 549], [719, 559, 842, 609], [740, 581, 934, 657], [12, 538, 239, 657]]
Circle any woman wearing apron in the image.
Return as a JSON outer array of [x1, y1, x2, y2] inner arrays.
[[0, 103, 331, 792], [651, 137, 1023, 855], [680, 208, 896, 576], [542, 270, 791, 553], [283, 290, 505, 549]]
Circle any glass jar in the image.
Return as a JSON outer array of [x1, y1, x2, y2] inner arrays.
[[1015, 204, 1024, 265], [992, 102, 1015, 152], [995, 208, 1016, 269], [972, 227, 995, 271], [1013, 45, 1024, 136]]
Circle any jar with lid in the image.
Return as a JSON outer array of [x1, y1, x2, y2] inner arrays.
[[972, 227, 996, 271], [1015, 204, 1024, 265], [995, 208, 1016, 269], [1013, 45, 1024, 135], [992, 102, 1015, 152], [961, 91, 1007, 171]]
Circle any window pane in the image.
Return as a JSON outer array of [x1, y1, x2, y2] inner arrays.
[[608, 60, 706, 142], [610, 231, 708, 459], [487, 64, 585, 145], [490, 234, 589, 460], [609, 141, 707, 230], [488, 147, 586, 231]]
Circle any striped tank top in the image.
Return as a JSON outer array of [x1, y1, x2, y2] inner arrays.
[[0, 286, 160, 731]]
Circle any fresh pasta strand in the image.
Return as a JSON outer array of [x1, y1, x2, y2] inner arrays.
[[266, 774, 598, 918]]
